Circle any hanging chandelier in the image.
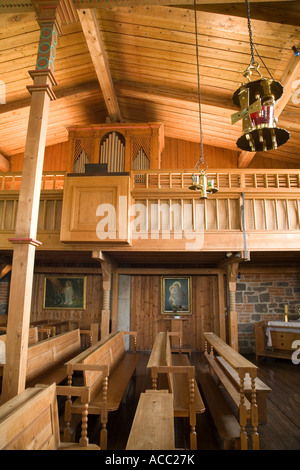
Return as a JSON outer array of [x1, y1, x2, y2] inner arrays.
[[189, 0, 218, 198], [231, 0, 290, 152]]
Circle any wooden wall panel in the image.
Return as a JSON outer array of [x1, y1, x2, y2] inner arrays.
[[9, 136, 299, 173], [30, 273, 102, 329], [130, 274, 220, 351]]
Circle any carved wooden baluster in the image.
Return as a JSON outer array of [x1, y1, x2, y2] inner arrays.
[[250, 373, 259, 450], [152, 366, 158, 390], [100, 374, 109, 450], [239, 373, 248, 450], [79, 402, 89, 447], [189, 370, 197, 450], [63, 373, 73, 442]]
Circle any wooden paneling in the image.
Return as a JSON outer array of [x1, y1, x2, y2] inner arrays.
[[130, 274, 221, 351], [0, 4, 299, 165], [30, 273, 102, 329]]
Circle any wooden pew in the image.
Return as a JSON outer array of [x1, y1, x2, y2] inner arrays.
[[126, 390, 175, 450], [0, 383, 100, 450], [216, 356, 271, 424], [64, 330, 140, 450], [0, 327, 39, 379], [147, 331, 205, 450], [198, 332, 260, 450], [25, 329, 82, 387]]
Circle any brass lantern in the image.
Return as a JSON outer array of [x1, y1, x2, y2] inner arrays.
[[231, 62, 290, 152], [231, 0, 290, 152], [189, 163, 218, 199]]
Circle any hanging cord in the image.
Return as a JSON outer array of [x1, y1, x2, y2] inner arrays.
[[245, 0, 275, 81], [193, 0, 206, 171], [245, 0, 255, 65]]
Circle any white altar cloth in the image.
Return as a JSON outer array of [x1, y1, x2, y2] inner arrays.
[[266, 321, 300, 347]]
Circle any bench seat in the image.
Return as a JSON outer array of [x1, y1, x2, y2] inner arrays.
[[147, 332, 205, 450], [71, 352, 139, 414], [64, 330, 140, 449], [126, 390, 175, 450], [216, 356, 271, 424], [198, 369, 240, 450]]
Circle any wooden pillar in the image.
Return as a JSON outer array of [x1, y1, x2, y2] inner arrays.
[[227, 262, 239, 351], [1, 8, 60, 403], [101, 260, 112, 339], [92, 251, 117, 340]]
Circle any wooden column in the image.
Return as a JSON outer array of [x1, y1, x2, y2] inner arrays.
[[1, 9, 60, 402], [227, 262, 239, 351], [92, 251, 117, 340]]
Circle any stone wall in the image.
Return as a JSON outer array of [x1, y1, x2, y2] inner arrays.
[[236, 271, 300, 354]]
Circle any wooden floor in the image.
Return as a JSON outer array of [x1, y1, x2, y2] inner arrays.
[[1, 350, 299, 450], [83, 351, 300, 451]]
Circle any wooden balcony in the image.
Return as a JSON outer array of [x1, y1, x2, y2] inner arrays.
[[0, 169, 299, 253]]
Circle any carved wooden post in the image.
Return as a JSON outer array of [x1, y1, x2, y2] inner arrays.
[[101, 260, 112, 339], [227, 262, 239, 351], [92, 251, 116, 340], [1, 6, 61, 402]]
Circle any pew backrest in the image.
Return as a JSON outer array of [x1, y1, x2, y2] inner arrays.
[[0, 384, 60, 449], [26, 329, 81, 384], [82, 331, 126, 397]]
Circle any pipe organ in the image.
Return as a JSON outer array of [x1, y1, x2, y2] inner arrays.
[[66, 122, 164, 173]]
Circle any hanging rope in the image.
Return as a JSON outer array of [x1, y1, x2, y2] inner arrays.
[[193, 0, 206, 171]]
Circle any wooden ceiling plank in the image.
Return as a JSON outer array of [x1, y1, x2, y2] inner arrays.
[[73, 1, 296, 9], [77, 8, 122, 123]]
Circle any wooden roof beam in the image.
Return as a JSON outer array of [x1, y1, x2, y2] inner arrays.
[[238, 52, 300, 168], [72, 0, 294, 8], [78, 8, 122, 123]]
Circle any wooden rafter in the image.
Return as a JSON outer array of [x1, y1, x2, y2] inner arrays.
[[78, 8, 122, 123], [238, 52, 300, 168], [72, 0, 295, 7]]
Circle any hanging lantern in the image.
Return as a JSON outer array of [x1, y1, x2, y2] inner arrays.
[[231, 0, 290, 152], [231, 63, 290, 152], [189, 0, 219, 199]]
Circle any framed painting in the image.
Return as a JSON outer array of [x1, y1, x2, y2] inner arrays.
[[161, 276, 192, 315], [43, 276, 87, 310]]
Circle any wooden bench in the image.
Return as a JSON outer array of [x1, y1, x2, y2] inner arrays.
[[198, 332, 260, 450], [126, 389, 175, 450], [64, 330, 140, 450], [0, 383, 99, 450], [216, 356, 271, 424], [147, 331, 205, 450], [0, 327, 39, 379], [25, 329, 82, 387]]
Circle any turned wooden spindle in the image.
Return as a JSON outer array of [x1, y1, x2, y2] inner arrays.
[[239, 374, 248, 450], [79, 403, 89, 447]]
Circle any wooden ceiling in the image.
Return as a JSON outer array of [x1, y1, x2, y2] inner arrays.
[[0, 0, 300, 167]]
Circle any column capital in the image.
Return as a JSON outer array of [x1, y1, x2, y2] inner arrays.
[[27, 69, 57, 100]]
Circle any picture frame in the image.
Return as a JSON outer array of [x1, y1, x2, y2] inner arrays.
[[43, 276, 87, 310], [161, 276, 192, 315]]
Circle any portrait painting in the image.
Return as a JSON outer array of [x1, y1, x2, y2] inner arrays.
[[161, 277, 192, 315], [43, 276, 86, 309]]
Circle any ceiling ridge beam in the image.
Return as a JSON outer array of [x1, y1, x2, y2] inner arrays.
[[78, 8, 122, 123]]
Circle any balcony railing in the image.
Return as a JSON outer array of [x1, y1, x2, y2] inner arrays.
[[0, 170, 298, 251]]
